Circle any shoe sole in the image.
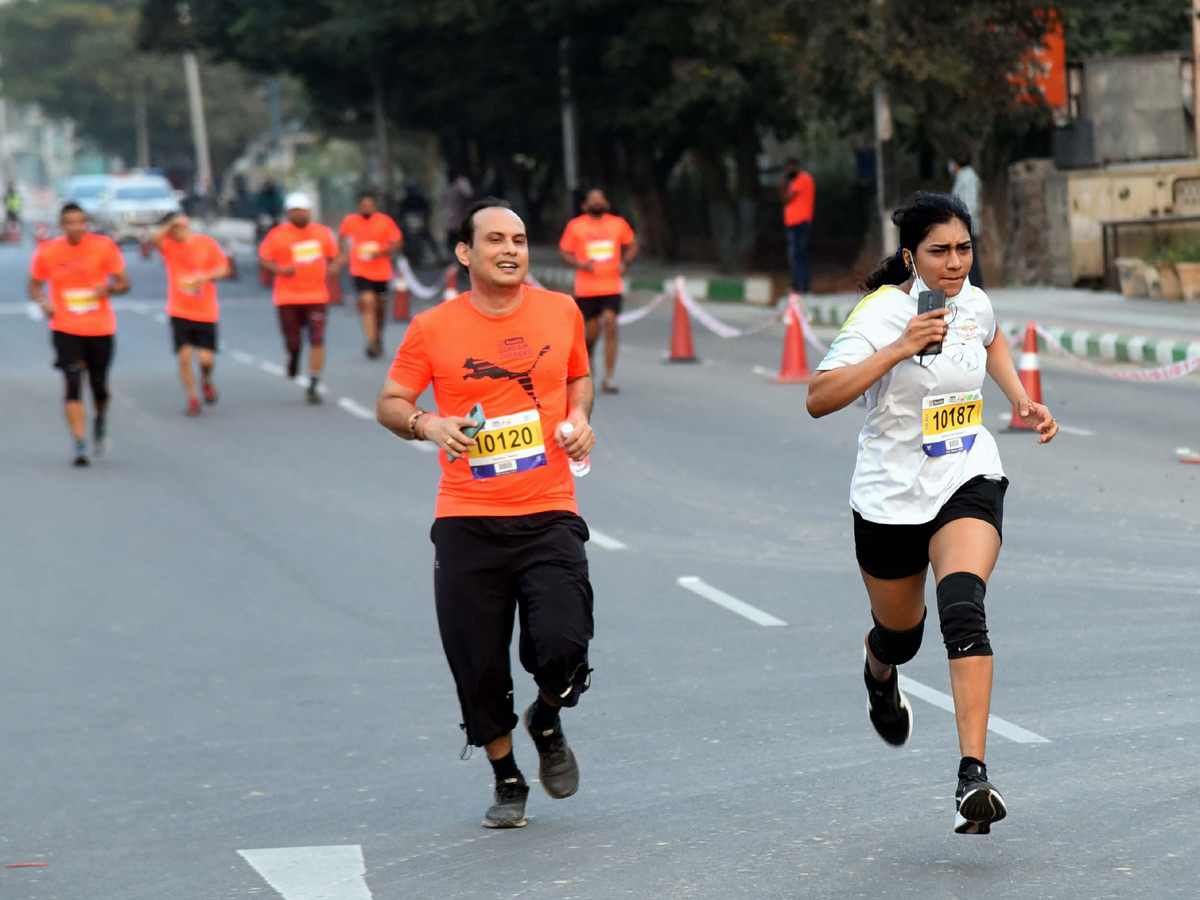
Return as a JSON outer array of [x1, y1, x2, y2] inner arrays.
[[866, 690, 914, 747], [522, 705, 580, 799], [482, 815, 527, 829], [954, 788, 1007, 835]]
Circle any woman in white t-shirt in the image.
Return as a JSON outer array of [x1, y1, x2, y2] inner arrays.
[[807, 193, 1057, 835]]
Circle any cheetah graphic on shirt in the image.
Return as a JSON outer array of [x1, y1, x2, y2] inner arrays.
[[462, 345, 551, 408]]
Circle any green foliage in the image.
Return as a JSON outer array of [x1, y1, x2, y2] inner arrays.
[[1060, 0, 1189, 58], [0, 0, 299, 173]]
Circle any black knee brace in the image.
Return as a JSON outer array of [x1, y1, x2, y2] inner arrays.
[[937, 572, 992, 659], [62, 365, 84, 402], [89, 373, 110, 408], [867, 611, 926, 666]]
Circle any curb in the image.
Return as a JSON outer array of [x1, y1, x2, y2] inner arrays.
[[531, 267, 774, 304], [803, 297, 1200, 366]]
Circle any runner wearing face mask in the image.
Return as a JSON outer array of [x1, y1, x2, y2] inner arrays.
[[806, 193, 1057, 835]]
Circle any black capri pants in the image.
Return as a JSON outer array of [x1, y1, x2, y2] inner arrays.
[[52, 331, 114, 405], [431, 511, 594, 747]]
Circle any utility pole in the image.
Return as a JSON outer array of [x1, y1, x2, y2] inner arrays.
[[134, 78, 151, 170], [559, 35, 580, 214], [267, 76, 284, 174], [183, 50, 213, 206], [872, 0, 897, 254], [1193, 0, 1200, 158], [371, 73, 393, 206]]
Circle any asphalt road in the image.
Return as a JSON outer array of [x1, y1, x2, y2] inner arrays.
[[1, 240, 1198, 899]]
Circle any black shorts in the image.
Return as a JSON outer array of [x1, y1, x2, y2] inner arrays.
[[853, 475, 1008, 580], [575, 294, 623, 320], [353, 276, 390, 295], [277, 303, 327, 350], [431, 511, 594, 746], [170, 316, 218, 352], [52, 331, 114, 373]]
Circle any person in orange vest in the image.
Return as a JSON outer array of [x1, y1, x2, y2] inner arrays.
[[151, 213, 231, 416], [780, 157, 815, 295], [338, 190, 403, 359], [28, 203, 131, 466], [558, 188, 637, 394], [258, 192, 342, 404]]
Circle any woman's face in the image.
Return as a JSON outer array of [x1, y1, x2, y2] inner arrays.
[[909, 218, 973, 298]]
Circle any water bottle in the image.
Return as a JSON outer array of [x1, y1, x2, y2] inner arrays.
[[559, 423, 591, 477]]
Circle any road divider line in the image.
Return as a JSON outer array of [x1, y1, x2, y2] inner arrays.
[[589, 529, 627, 550], [995, 413, 1094, 437], [677, 576, 786, 627], [897, 674, 1050, 744], [238, 845, 373, 900], [337, 397, 375, 420], [259, 361, 285, 376], [152, 312, 167, 324], [231, 350, 256, 365]]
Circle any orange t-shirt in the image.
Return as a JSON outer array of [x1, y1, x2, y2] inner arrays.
[[388, 287, 591, 518], [558, 213, 635, 298], [258, 222, 339, 305], [29, 234, 125, 336], [784, 171, 815, 226], [161, 233, 227, 322], [339, 212, 402, 281]]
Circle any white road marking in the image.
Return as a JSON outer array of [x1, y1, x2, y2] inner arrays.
[[238, 845, 373, 900], [337, 397, 375, 420], [152, 312, 167, 324], [259, 361, 285, 376], [677, 576, 787, 627], [589, 528, 627, 550], [995, 413, 1093, 437], [897, 674, 1050, 744], [291, 375, 329, 395], [231, 350, 256, 365], [751, 365, 774, 378], [1176, 447, 1196, 456]]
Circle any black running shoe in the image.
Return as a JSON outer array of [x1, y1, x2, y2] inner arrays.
[[864, 658, 913, 746], [287, 352, 300, 380], [523, 704, 580, 799], [72, 451, 91, 468], [482, 776, 529, 829], [955, 761, 1008, 835], [306, 383, 322, 405]]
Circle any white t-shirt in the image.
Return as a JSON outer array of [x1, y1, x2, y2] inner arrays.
[[817, 283, 1005, 524]]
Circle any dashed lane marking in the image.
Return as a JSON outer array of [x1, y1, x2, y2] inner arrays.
[[337, 397, 375, 420], [238, 845, 373, 900], [231, 350, 256, 365], [898, 674, 1051, 744], [677, 576, 787, 627], [589, 529, 628, 550], [259, 361, 286, 376]]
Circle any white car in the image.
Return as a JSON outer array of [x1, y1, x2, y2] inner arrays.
[[58, 175, 113, 223], [101, 175, 183, 243]]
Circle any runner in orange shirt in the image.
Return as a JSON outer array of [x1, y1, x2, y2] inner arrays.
[[28, 203, 131, 466], [558, 188, 637, 394], [258, 192, 342, 404], [152, 213, 231, 415], [377, 198, 596, 830], [338, 190, 402, 360]]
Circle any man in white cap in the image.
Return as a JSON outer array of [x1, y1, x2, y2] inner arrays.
[[258, 192, 342, 403]]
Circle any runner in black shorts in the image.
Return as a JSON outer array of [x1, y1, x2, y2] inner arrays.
[[807, 193, 1058, 835], [29, 203, 130, 466], [574, 294, 623, 322], [339, 192, 402, 359], [377, 198, 597, 830]]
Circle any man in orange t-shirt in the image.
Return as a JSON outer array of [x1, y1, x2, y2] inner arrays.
[[28, 203, 131, 466], [781, 157, 815, 294], [378, 198, 596, 830], [152, 213, 231, 416], [338, 190, 403, 360], [558, 188, 637, 394], [258, 192, 341, 404]]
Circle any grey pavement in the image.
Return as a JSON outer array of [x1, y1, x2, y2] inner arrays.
[[1, 238, 1198, 899]]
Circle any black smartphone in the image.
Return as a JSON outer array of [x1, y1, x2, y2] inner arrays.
[[917, 289, 947, 355]]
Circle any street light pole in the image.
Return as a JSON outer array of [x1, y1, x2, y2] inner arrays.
[[559, 35, 580, 214], [872, 0, 897, 255], [183, 50, 213, 207], [1193, 0, 1200, 158]]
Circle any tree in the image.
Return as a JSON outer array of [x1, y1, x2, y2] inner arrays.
[[1060, 0, 1189, 58]]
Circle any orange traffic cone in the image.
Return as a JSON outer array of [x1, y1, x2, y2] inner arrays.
[[139, 237, 152, 259], [225, 248, 239, 281], [443, 264, 460, 302], [1182, 456, 1200, 464], [327, 270, 344, 305], [773, 293, 811, 383], [1008, 322, 1042, 431], [667, 286, 698, 363], [391, 273, 411, 322]]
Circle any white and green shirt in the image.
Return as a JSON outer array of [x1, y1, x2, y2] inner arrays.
[[817, 283, 1005, 524]]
